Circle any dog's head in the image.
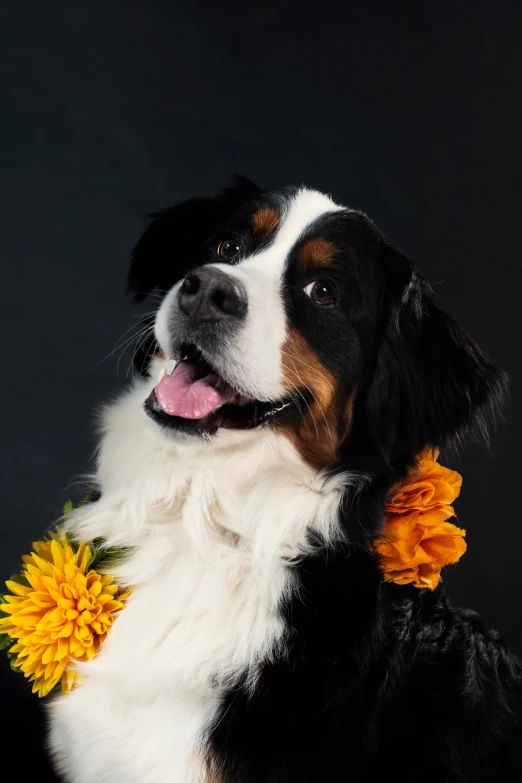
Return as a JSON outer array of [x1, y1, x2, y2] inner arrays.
[[129, 177, 506, 471]]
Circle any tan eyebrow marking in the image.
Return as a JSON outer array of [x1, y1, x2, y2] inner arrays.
[[299, 237, 336, 267], [250, 207, 280, 238]]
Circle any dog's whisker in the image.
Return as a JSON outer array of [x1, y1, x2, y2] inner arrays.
[[280, 360, 320, 441], [282, 346, 337, 398], [94, 317, 157, 372], [281, 360, 336, 453], [126, 326, 156, 381], [281, 350, 336, 451], [124, 325, 155, 381], [282, 348, 338, 452], [279, 366, 317, 440], [112, 324, 154, 381]]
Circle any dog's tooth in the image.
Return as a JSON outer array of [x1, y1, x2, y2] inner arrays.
[[158, 366, 167, 383]]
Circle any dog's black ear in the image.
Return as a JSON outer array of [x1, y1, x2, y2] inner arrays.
[[127, 176, 262, 303], [364, 242, 508, 465]]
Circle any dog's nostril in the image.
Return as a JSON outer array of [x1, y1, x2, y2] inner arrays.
[[181, 274, 200, 296], [212, 287, 236, 315]]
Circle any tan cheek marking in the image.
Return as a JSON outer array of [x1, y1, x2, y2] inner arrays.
[[250, 207, 280, 238], [280, 329, 351, 470], [299, 237, 336, 268], [205, 770, 225, 783], [203, 752, 227, 783]]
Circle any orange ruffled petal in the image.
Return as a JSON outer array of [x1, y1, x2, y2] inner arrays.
[[374, 450, 466, 590]]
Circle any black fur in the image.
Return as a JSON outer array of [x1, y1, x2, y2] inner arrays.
[[209, 544, 522, 782], [129, 180, 521, 782], [128, 176, 262, 303], [364, 241, 508, 467], [129, 176, 266, 376]]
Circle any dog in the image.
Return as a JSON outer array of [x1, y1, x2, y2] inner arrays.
[[48, 177, 522, 782]]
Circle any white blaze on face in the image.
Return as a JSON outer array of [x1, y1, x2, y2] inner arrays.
[[154, 188, 342, 402], [154, 279, 183, 361]]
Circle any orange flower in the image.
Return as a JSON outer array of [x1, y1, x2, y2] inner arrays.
[[374, 450, 466, 589]]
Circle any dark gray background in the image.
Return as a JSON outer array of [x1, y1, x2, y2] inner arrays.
[[1, 1, 521, 775]]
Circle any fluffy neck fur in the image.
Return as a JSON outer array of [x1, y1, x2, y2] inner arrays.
[[64, 370, 358, 690]]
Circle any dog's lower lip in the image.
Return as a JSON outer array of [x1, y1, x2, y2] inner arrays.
[[144, 387, 297, 434]]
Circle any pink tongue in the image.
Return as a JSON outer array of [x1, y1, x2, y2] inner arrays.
[[155, 361, 235, 419]]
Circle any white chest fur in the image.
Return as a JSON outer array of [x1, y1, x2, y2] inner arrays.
[[48, 381, 348, 783], [48, 524, 286, 783]]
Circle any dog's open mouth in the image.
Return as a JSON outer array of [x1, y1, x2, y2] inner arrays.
[[145, 344, 296, 434]]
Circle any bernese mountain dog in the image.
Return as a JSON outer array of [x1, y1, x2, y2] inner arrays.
[[48, 177, 522, 782]]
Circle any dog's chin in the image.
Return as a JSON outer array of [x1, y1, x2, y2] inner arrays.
[[144, 343, 298, 438]]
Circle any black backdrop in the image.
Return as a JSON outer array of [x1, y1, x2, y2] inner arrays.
[[1, 1, 521, 777]]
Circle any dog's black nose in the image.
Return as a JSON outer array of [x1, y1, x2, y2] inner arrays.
[[178, 266, 247, 324]]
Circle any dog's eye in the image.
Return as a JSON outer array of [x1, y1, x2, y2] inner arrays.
[[304, 281, 336, 306], [217, 239, 241, 259]]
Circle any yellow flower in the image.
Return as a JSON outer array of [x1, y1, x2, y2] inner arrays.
[[374, 450, 467, 590], [0, 533, 125, 697]]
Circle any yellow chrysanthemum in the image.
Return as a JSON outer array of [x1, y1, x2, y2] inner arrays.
[[0, 533, 125, 697]]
